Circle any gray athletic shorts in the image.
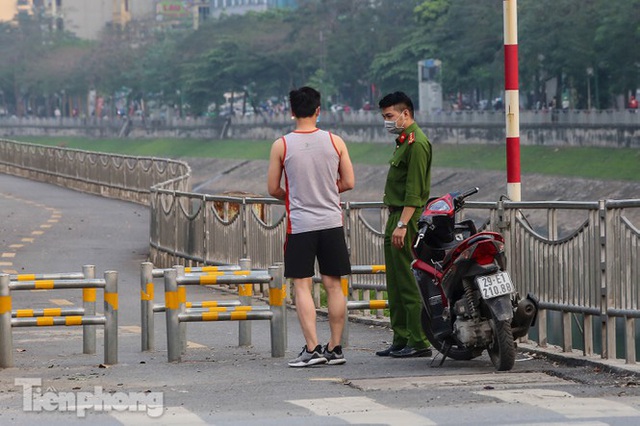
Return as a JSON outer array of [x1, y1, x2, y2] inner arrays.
[[284, 227, 351, 278]]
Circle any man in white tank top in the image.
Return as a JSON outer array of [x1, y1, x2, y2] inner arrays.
[[267, 86, 355, 367]]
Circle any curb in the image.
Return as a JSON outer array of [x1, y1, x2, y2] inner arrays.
[[517, 342, 640, 378], [232, 287, 640, 377]]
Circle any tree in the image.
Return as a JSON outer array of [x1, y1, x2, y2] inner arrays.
[[366, 0, 433, 102], [30, 42, 90, 116], [594, 0, 640, 107], [432, 0, 503, 107], [2, 0, 638, 116], [178, 9, 310, 115], [520, 0, 600, 109], [0, 14, 47, 116]]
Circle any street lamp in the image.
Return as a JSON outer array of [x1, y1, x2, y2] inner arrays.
[[586, 67, 593, 110], [176, 90, 183, 118]]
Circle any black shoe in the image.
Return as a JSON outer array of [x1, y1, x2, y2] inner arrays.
[[375, 344, 405, 357], [389, 346, 433, 358]]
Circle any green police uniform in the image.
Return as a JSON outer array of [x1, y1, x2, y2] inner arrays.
[[383, 122, 432, 350]]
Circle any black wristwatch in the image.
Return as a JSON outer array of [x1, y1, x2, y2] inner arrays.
[[396, 220, 407, 229]]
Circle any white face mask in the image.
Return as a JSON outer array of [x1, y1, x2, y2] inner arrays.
[[383, 110, 407, 134]]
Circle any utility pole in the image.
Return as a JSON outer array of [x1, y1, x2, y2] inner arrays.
[[503, 0, 521, 201]]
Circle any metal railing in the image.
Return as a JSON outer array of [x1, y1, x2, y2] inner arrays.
[[1, 111, 639, 147], [2, 109, 639, 128], [0, 138, 191, 205], [0, 270, 118, 368], [1, 138, 639, 363], [231, 108, 640, 127]]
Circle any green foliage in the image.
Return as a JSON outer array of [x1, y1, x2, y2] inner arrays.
[[0, 1, 638, 116], [306, 69, 338, 108], [0, 16, 47, 115], [594, 1, 640, 98], [415, 0, 450, 23]]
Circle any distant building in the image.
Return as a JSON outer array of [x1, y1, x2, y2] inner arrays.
[[0, 0, 37, 22], [418, 59, 443, 114], [156, 1, 297, 30], [209, 0, 296, 19], [45, 0, 155, 40], [2, 0, 297, 38]]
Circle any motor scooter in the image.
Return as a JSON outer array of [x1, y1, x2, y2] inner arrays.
[[412, 187, 538, 371]]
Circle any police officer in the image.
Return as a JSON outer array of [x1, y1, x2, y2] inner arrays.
[[375, 92, 433, 358]]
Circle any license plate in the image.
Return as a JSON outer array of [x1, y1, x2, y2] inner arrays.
[[476, 272, 515, 299]]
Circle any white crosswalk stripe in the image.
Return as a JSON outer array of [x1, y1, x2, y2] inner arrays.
[[476, 388, 640, 419], [287, 396, 434, 425], [500, 423, 608, 426], [109, 406, 209, 425]]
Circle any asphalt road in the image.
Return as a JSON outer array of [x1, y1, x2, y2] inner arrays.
[[1, 173, 640, 425]]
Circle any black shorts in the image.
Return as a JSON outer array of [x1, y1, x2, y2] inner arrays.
[[284, 227, 351, 278]]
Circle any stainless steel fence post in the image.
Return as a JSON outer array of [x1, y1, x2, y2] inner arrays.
[[164, 269, 181, 362], [141, 262, 154, 351], [174, 265, 187, 354], [269, 263, 286, 357], [104, 270, 118, 365], [82, 264, 96, 354], [599, 199, 613, 359], [238, 258, 252, 347], [0, 274, 14, 368]]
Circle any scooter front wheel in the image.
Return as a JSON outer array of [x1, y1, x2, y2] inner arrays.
[[421, 308, 478, 361]]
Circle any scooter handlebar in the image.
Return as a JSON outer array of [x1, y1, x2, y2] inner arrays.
[[413, 227, 426, 249], [460, 187, 479, 199], [454, 187, 479, 210]]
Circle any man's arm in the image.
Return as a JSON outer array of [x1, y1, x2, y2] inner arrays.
[[403, 141, 429, 207], [267, 138, 286, 200], [333, 135, 355, 193], [392, 141, 429, 249]]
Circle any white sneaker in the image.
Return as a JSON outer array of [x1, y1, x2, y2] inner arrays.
[[323, 344, 346, 365], [288, 345, 328, 368]]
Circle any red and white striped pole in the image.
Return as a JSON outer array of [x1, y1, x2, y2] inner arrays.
[[503, 0, 521, 201]]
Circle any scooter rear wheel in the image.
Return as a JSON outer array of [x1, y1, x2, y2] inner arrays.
[[487, 319, 516, 371], [421, 308, 477, 361]]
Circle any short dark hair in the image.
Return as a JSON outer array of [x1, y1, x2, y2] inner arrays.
[[289, 86, 321, 118], [378, 91, 414, 117]]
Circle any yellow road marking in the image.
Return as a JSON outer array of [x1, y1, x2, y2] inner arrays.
[[50, 299, 74, 306], [2, 253, 16, 258]]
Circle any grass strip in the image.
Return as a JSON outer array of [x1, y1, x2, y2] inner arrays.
[[10, 136, 640, 181]]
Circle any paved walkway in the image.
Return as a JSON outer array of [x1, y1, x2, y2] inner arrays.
[[1, 172, 639, 425]]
